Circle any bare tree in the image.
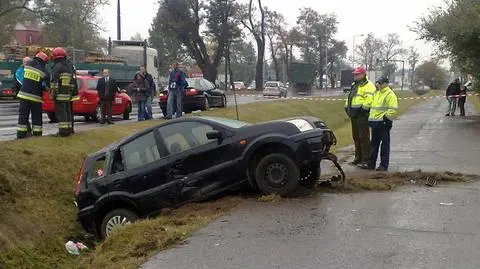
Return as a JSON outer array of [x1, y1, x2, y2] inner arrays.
[[265, 9, 285, 81], [407, 46, 420, 88], [240, 0, 266, 91], [355, 32, 383, 70]]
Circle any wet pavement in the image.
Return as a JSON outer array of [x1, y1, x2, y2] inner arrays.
[[141, 97, 480, 269]]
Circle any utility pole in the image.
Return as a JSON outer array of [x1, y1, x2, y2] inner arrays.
[[117, 0, 121, 40]]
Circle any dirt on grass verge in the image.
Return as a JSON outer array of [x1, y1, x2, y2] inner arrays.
[[318, 170, 472, 193]]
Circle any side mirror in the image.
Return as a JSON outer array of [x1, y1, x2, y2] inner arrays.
[[206, 130, 222, 140]]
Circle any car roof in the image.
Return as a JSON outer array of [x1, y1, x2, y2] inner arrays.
[[77, 75, 101, 80]]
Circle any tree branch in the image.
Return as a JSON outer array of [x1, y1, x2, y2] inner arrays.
[[0, 0, 32, 17]]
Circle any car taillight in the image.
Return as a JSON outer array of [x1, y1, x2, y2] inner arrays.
[[185, 89, 197, 96], [159, 92, 168, 101], [74, 158, 87, 196]]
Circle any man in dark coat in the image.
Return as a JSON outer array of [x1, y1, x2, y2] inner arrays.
[[96, 69, 118, 124], [445, 78, 461, 116]]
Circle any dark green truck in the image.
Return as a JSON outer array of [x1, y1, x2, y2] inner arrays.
[[288, 62, 317, 95]]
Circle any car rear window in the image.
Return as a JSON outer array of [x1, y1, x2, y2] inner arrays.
[[78, 78, 98, 90], [264, 82, 278, 87]]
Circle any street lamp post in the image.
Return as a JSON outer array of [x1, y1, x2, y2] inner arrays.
[[117, 0, 121, 40], [352, 34, 365, 67]]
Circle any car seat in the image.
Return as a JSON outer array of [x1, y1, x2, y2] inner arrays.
[[170, 142, 182, 154]]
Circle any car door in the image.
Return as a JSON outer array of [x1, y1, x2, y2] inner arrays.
[[106, 130, 179, 214], [205, 79, 224, 106], [157, 120, 238, 201]]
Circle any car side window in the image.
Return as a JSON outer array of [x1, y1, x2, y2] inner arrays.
[[158, 122, 216, 155], [76, 79, 83, 90], [86, 155, 106, 180], [121, 131, 164, 170], [205, 80, 215, 89]]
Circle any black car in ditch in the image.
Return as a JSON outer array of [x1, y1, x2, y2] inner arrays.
[[74, 116, 345, 238]]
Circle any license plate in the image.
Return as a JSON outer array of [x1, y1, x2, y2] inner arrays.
[[115, 97, 122, 104]]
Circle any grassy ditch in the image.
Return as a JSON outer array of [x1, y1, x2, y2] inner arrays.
[[0, 90, 432, 269], [468, 95, 480, 112]]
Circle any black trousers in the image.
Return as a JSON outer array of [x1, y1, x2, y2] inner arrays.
[[370, 123, 391, 169], [55, 101, 71, 136], [70, 101, 75, 133], [17, 100, 42, 139], [458, 97, 466, 116], [101, 101, 113, 122]]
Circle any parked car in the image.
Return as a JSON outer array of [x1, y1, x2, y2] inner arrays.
[[74, 115, 344, 238], [247, 81, 256, 90], [158, 77, 227, 117], [263, 81, 288, 98], [233, 81, 246, 90], [42, 70, 132, 123]]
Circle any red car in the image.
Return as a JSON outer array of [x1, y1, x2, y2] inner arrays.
[[42, 70, 132, 123]]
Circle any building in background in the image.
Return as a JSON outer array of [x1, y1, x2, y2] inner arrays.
[[12, 22, 43, 46]]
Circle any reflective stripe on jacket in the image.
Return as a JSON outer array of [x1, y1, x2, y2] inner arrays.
[[344, 77, 376, 118], [368, 86, 398, 122], [50, 59, 74, 102], [17, 58, 48, 103]]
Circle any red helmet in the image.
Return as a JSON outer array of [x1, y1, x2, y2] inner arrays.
[[352, 66, 366, 75], [52, 47, 67, 59], [35, 51, 49, 63]]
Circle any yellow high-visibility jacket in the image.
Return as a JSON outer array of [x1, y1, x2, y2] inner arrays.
[[344, 77, 376, 118], [368, 85, 398, 125]]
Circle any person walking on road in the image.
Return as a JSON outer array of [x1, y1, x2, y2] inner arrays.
[[16, 52, 50, 139], [344, 66, 376, 169], [137, 64, 156, 120], [458, 84, 467, 117], [96, 69, 118, 124], [50, 47, 75, 137], [445, 78, 461, 116], [166, 63, 187, 119], [133, 73, 150, 121], [365, 77, 398, 171]]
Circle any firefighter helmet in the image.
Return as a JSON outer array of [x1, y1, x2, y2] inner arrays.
[[52, 47, 67, 59], [35, 51, 49, 63]]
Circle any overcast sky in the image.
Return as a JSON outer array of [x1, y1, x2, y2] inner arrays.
[[101, 0, 447, 66]]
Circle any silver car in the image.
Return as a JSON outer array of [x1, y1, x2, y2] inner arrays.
[[263, 81, 288, 98]]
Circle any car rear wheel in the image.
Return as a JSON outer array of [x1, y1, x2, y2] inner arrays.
[[201, 96, 210, 111], [123, 102, 131, 120], [47, 112, 58, 123], [100, 208, 138, 239], [254, 153, 300, 197]]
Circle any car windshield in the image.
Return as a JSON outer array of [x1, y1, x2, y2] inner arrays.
[[264, 82, 278, 87], [201, 116, 251, 128]]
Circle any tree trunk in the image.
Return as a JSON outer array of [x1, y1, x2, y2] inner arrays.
[[410, 64, 416, 89], [255, 39, 265, 91], [202, 62, 218, 83], [227, 46, 235, 90]]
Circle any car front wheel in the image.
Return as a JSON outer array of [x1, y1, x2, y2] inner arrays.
[[254, 153, 300, 197], [300, 164, 320, 188], [100, 208, 138, 239], [201, 96, 210, 111]]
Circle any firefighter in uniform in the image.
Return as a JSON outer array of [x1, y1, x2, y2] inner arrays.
[[344, 66, 376, 169], [50, 47, 74, 137], [66, 56, 79, 134], [16, 52, 50, 139], [366, 77, 398, 171]]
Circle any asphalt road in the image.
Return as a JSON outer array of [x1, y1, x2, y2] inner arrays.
[[140, 97, 480, 269], [0, 90, 345, 141]]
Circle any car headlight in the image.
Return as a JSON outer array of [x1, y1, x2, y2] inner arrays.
[[286, 119, 314, 132]]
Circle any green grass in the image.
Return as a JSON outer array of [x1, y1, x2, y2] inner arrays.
[[468, 95, 480, 112], [0, 90, 433, 269]]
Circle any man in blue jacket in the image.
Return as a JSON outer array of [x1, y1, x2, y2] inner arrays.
[[166, 62, 187, 119]]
